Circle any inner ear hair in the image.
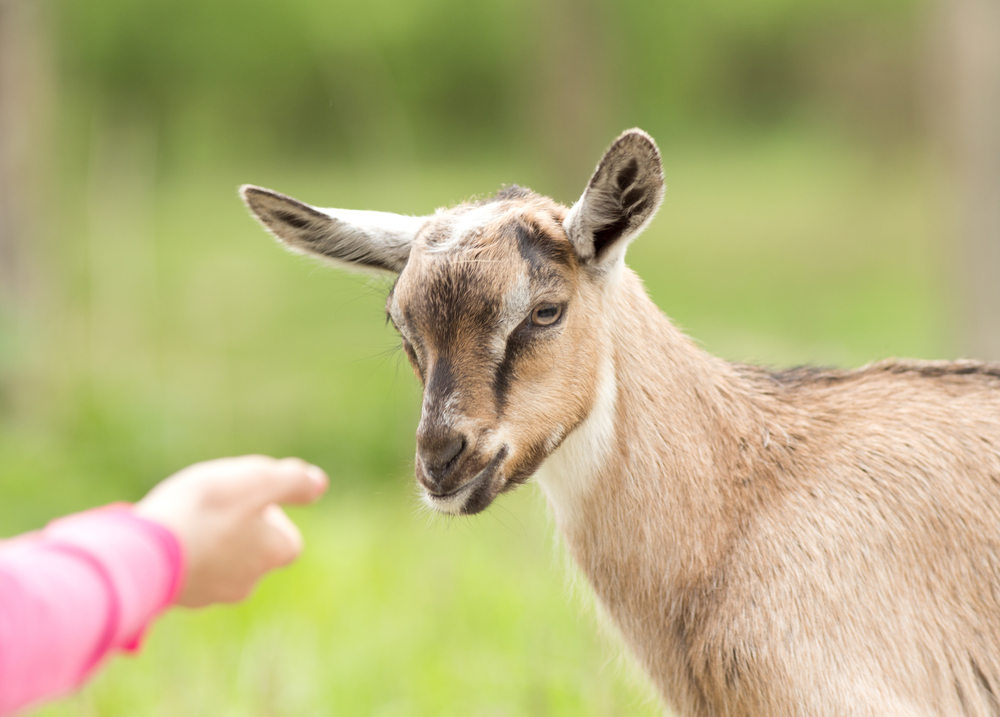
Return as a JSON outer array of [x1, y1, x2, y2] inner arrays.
[[240, 184, 421, 275], [565, 129, 665, 266], [241, 185, 333, 248]]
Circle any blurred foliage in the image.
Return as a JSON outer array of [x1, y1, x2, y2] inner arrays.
[[52, 0, 926, 166]]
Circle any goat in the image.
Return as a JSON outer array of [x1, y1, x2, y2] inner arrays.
[[241, 129, 1000, 716]]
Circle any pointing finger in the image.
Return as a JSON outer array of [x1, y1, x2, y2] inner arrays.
[[257, 457, 329, 507]]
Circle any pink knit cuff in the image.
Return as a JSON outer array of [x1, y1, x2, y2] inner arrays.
[[44, 504, 185, 668]]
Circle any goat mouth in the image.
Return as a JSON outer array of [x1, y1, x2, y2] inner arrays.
[[423, 446, 509, 515]]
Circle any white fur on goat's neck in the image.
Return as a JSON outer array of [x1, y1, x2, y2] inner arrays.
[[535, 354, 618, 529], [535, 264, 624, 529]]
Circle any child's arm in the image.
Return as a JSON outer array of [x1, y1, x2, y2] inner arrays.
[[0, 456, 327, 717], [0, 507, 182, 716]]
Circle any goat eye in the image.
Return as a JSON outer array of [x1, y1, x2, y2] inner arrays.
[[530, 303, 563, 327]]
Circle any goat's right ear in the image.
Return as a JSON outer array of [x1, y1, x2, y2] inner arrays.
[[563, 129, 665, 268], [240, 185, 426, 276]]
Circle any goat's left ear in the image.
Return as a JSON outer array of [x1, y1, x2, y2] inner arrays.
[[564, 129, 665, 268], [240, 185, 427, 276]]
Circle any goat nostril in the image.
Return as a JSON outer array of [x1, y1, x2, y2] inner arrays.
[[441, 435, 466, 469], [421, 432, 467, 481]]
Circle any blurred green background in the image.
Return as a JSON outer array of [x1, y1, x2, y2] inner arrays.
[[1, 0, 996, 714]]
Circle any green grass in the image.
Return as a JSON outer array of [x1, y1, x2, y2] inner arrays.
[[35, 492, 661, 717], [4, 129, 950, 715]]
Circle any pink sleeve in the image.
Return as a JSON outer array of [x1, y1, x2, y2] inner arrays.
[[0, 504, 184, 716]]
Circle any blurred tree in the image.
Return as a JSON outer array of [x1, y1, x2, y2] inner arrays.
[[939, 0, 1000, 360], [530, 0, 616, 196], [0, 0, 51, 412], [0, 0, 40, 305], [49, 0, 926, 166]]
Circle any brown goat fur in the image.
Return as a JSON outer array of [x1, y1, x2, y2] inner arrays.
[[242, 130, 1000, 716]]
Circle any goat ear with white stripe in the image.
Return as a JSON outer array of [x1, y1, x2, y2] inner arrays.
[[563, 128, 665, 269], [240, 185, 426, 276]]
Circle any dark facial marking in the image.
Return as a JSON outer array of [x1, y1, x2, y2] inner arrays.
[[492, 304, 566, 413], [489, 222, 572, 412], [514, 220, 574, 272], [492, 315, 551, 414], [492, 339, 520, 414], [459, 446, 509, 515], [421, 264, 496, 349], [426, 357, 457, 409]]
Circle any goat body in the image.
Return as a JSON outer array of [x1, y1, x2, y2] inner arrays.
[[243, 130, 1000, 716]]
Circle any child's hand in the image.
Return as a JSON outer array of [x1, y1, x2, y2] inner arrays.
[[135, 455, 328, 608]]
